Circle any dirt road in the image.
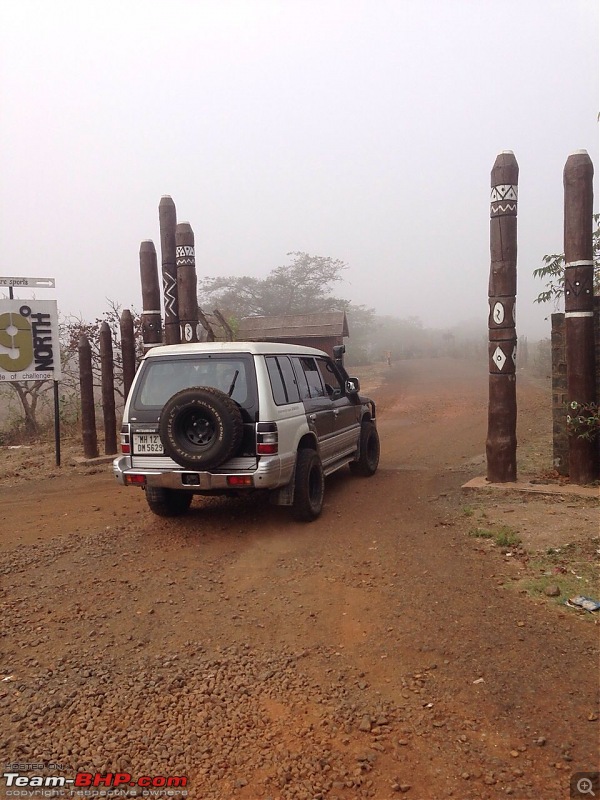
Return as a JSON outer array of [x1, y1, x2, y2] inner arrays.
[[1, 358, 598, 800]]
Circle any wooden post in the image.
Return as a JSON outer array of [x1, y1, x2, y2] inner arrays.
[[120, 308, 136, 399], [595, 297, 600, 470], [99, 322, 117, 455], [78, 334, 98, 459], [564, 150, 597, 483], [551, 312, 568, 475], [139, 240, 163, 350], [159, 195, 180, 345], [486, 151, 519, 483], [176, 222, 200, 343]]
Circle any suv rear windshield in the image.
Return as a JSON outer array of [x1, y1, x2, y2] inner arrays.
[[130, 355, 258, 421]]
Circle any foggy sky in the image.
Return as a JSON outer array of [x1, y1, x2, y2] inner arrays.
[[0, 0, 598, 340]]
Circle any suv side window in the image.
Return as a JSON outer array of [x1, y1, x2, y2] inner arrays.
[[266, 356, 301, 405], [278, 356, 301, 403], [316, 357, 344, 398], [293, 356, 325, 399]]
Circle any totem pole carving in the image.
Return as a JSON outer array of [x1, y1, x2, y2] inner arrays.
[[563, 150, 597, 483], [486, 151, 519, 482], [159, 195, 180, 345], [139, 240, 163, 349], [175, 222, 200, 343]]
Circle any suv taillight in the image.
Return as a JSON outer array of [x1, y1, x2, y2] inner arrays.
[[120, 425, 131, 454], [256, 422, 278, 455]]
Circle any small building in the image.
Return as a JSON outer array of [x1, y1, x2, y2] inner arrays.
[[197, 308, 235, 342], [236, 312, 349, 358]]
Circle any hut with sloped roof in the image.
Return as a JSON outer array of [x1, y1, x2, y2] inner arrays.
[[236, 311, 349, 358]]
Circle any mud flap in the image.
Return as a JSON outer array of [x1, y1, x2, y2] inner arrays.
[[269, 468, 296, 506]]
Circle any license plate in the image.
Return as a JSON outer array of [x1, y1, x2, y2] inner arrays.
[[133, 434, 164, 454]]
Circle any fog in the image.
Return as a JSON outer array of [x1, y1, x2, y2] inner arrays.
[[0, 0, 597, 340]]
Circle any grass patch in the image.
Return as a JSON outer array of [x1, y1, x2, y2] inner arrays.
[[468, 527, 494, 539], [525, 575, 579, 602], [462, 505, 475, 517], [512, 538, 599, 619], [493, 526, 521, 548], [467, 524, 522, 548]]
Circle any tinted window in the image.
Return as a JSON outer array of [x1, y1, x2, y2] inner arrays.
[[293, 356, 325, 399], [316, 357, 343, 396], [278, 357, 300, 403], [291, 357, 310, 400], [266, 357, 287, 405], [266, 356, 301, 405], [135, 356, 253, 409]]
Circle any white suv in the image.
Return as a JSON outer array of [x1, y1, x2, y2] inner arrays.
[[113, 341, 379, 521]]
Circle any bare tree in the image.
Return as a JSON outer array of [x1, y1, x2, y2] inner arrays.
[[198, 252, 348, 319], [60, 300, 143, 402]]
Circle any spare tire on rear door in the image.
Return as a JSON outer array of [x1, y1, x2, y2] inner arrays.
[[159, 386, 243, 470]]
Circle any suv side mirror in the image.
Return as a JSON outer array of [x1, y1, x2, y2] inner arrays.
[[345, 378, 360, 395]]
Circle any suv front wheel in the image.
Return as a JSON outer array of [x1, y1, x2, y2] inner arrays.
[[291, 449, 324, 522], [349, 420, 380, 477]]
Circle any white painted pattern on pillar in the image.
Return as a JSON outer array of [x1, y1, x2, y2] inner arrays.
[[490, 185, 518, 202], [490, 184, 518, 215], [163, 275, 178, 317], [490, 202, 518, 215], [492, 346, 507, 371]]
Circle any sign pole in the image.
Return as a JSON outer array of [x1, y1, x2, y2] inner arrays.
[[54, 380, 61, 467]]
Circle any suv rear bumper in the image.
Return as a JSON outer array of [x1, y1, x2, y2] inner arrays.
[[113, 454, 292, 491]]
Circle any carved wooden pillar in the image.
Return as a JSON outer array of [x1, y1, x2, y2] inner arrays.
[[159, 195, 180, 344], [120, 309, 136, 399], [176, 222, 200, 343], [99, 322, 117, 455], [564, 150, 597, 483], [486, 151, 518, 482], [78, 334, 98, 459], [139, 240, 163, 350]]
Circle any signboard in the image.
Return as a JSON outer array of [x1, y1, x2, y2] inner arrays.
[[0, 276, 55, 289], [0, 300, 62, 381]]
